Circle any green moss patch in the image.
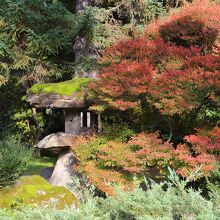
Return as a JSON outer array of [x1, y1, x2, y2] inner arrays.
[[0, 176, 78, 209], [29, 78, 93, 96]]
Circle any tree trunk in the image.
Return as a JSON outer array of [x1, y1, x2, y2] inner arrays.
[[74, 0, 97, 78], [76, 0, 91, 13]]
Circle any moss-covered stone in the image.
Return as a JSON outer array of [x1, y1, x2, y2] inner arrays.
[[29, 78, 93, 96], [0, 176, 78, 209]]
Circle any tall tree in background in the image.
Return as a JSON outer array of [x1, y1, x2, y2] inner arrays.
[[0, 0, 166, 140], [74, 0, 97, 78]]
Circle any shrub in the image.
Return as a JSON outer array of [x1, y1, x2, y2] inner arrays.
[[72, 132, 173, 195], [72, 127, 220, 195], [0, 169, 219, 220], [0, 136, 32, 186], [173, 127, 220, 177]]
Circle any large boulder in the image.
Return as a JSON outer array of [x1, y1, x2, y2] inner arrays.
[[36, 132, 75, 156], [49, 152, 77, 187]]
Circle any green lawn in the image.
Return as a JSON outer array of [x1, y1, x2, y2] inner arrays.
[[24, 156, 57, 176]]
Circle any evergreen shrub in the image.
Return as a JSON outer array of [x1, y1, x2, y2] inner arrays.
[[0, 137, 32, 186]]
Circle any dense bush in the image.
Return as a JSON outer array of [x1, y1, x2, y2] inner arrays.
[[0, 169, 219, 219], [0, 137, 32, 186], [72, 126, 219, 195]]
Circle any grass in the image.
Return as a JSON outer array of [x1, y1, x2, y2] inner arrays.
[[24, 156, 57, 176], [0, 156, 78, 209], [28, 78, 94, 96]]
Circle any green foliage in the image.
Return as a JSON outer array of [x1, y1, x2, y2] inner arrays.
[[102, 123, 135, 142], [0, 169, 219, 219], [73, 123, 135, 165], [12, 109, 45, 143], [208, 165, 220, 196], [0, 136, 32, 186], [74, 136, 107, 163], [29, 78, 94, 96], [93, 0, 166, 25], [0, 78, 27, 133], [130, 0, 166, 24], [0, 0, 80, 83]]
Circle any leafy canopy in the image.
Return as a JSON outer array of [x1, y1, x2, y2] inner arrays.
[[91, 0, 220, 116]]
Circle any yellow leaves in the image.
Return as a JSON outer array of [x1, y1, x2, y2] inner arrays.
[[13, 55, 34, 70], [89, 104, 106, 113]]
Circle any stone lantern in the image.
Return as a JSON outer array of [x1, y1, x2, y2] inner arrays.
[[26, 78, 100, 187]]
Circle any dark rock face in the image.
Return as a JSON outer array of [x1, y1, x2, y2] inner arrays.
[[40, 167, 55, 182], [39, 147, 70, 157], [74, 0, 97, 78], [76, 0, 91, 12]]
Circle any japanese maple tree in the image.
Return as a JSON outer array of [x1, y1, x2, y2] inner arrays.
[[91, 0, 220, 116]]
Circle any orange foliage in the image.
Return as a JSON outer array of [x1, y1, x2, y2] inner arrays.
[[184, 126, 220, 154], [71, 127, 219, 194], [147, 0, 220, 39], [173, 127, 220, 177], [83, 161, 134, 196]]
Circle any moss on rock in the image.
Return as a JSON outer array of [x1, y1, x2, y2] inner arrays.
[[29, 78, 93, 96], [0, 176, 78, 209]]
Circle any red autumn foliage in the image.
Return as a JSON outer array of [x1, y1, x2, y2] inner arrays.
[[184, 126, 220, 155], [173, 144, 216, 177], [159, 15, 218, 48], [71, 127, 219, 194], [147, 0, 220, 40], [98, 133, 173, 174], [173, 127, 220, 177], [90, 0, 220, 115]]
